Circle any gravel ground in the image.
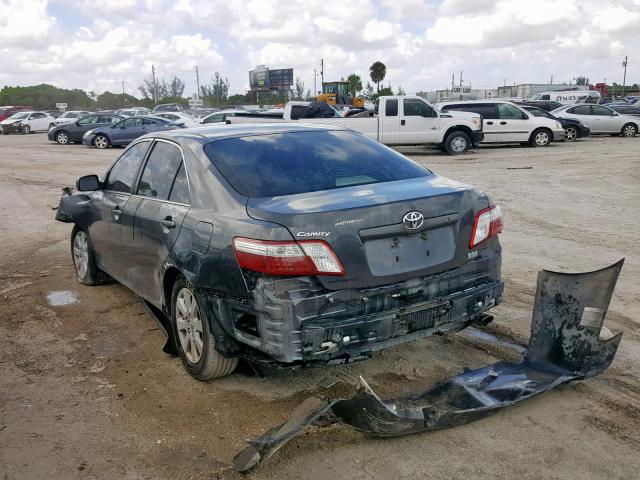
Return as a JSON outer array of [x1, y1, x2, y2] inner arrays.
[[1, 132, 639, 479]]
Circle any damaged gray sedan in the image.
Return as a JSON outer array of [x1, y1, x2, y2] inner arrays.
[[56, 123, 504, 380]]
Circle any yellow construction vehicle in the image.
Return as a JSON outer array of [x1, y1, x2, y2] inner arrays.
[[317, 81, 365, 108]]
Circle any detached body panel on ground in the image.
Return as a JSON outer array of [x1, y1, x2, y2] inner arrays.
[[56, 124, 503, 376]]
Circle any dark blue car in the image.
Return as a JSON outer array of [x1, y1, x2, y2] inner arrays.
[[82, 115, 179, 148]]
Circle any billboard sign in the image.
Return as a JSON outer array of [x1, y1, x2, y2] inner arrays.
[[249, 65, 293, 91]]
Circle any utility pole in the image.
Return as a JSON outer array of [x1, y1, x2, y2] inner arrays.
[[460, 70, 463, 87], [451, 73, 454, 91], [195, 65, 200, 99], [550, 74, 554, 85], [314, 68, 317, 95], [320, 59, 324, 90], [622, 56, 628, 96], [151, 64, 157, 104], [122, 81, 125, 108]]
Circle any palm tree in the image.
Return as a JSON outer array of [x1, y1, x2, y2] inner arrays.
[[369, 61, 386, 92]]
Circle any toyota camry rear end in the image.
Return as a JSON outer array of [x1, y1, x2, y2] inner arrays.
[[57, 123, 503, 379]]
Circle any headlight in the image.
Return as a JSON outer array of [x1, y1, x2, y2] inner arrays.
[[85, 130, 94, 136], [555, 122, 562, 130], [581, 122, 589, 128]]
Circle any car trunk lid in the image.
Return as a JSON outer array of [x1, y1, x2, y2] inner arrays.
[[246, 175, 489, 290]]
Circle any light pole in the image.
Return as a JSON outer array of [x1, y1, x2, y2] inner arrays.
[[622, 56, 628, 97]]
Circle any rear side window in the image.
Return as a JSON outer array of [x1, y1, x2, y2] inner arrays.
[[591, 105, 613, 116], [204, 130, 430, 197], [169, 163, 190, 204], [137, 142, 183, 200], [104, 141, 150, 193], [568, 105, 590, 115], [443, 104, 496, 119], [385, 99, 398, 116]]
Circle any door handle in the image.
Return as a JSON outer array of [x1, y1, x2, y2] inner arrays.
[[500, 121, 507, 125], [160, 217, 176, 229], [486, 121, 494, 125], [112, 206, 121, 220], [401, 119, 406, 126]]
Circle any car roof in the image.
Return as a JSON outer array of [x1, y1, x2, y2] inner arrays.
[[439, 99, 515, 105], [150, 122, 351, 143]]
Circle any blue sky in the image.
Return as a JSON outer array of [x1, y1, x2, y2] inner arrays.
[[1, 0, 638, 98]]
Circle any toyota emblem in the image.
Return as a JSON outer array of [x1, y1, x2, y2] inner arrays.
[[403, 211, 424, 230]]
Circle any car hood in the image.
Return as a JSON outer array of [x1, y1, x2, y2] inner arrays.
[[0, 118, 24, 125]]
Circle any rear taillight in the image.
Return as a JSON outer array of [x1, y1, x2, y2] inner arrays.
[[232, 238, 345, 276], [469, 204, 503, 248]]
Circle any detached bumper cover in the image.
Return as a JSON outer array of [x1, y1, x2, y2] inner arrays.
[[1, 123, 22, 133], [234, 260, 624, 472], [553, 129, 566, 141]]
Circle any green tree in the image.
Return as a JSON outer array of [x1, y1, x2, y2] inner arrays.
[[371, 86, 393, 102], [293, 77, 305, 100], [346, 74, 362, 97], [396, 85, 406, 95], [363, 82, 375, 99], [200, 72, 230, 107], [369, 61, 386, 92]]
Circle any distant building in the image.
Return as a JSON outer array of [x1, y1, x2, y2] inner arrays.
[[496, 83, 574, 99], [417, 86, 498, 103]]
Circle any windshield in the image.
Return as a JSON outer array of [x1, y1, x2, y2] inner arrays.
[[61, 112, 77, 118], [8, 112, 29, 120], [204, 130, 430, 198]]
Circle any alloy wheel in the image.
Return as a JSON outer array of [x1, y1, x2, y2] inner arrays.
[[56, 132, 69, 144], [535, 131, 549, 146], [94, 135, 108, 149], [73, 231, 89, 279], [565, 127, 577, 141], [623, 125, 637, 137], [175, 288, 204, 364]]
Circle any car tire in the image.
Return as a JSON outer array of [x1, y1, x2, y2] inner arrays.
[[443, 130, 471, 155], [621, 123, 637, 137], [22, 125, 30, 134], [93, 134, 110, 149], [171, 276, 238, 380], [529, 128, 551, 147], [56, 131, 70, 145], [564, 126, 578, 142], [71, 227, 99, 285]]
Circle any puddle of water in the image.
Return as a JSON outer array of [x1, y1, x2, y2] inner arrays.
[[47, 290, 79, 306], [463, 327, 526, 354]]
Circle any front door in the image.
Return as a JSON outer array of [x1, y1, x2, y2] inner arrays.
[[590, 105, 619, 132], [399, 98, 440, 144], [90, 140, 151, 280], [496, 103, 531, 142], [128, 140, 190, 304]]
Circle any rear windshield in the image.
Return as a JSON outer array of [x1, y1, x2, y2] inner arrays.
[[204, 130, 430, 197]]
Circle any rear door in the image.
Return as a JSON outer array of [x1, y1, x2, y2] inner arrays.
[[126, 140, 190, 303], [496, 103, 531, 142], [399, 98, 440, 144], [379, 99, 400, 144], [73, 115, 99, 141], [89, 140, 151, 280]]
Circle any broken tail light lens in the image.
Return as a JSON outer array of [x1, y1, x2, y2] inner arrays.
[[469, 204, 503, 248], [232, 238, 345, 276]]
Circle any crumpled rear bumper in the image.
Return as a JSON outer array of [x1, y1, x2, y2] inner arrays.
[[233, 259, 624, 473]]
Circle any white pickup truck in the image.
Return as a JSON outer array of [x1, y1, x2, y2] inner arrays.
[[227, 96, 484, 155]]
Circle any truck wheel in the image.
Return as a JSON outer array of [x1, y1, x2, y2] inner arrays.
[[529, 128, 551, 147], [443, 131, 470, 155], [171, 276, 238, 380]]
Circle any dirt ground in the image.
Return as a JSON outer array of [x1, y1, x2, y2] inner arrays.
[[1, 132, 639, 479]]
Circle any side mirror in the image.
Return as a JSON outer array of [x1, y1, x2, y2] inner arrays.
[[76, 174, 101, 191]]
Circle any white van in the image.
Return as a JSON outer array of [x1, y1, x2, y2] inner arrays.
[[437, 100, 565, 146], [529, 90, 600, 104]]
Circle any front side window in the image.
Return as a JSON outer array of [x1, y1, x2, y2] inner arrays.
[[591, 105, 613, 116], [137, 142, 183, 200], [203, 114, 224, 124], [540, 95, 550, 100], [403, 99, 436, 117], [498, 103, 526, 119], [104, 141, 150, 193], [385, 99, 398, 116], [526, 108, 553, 119], [204, 130, 430, 198]]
